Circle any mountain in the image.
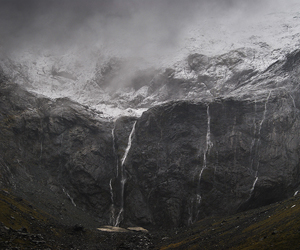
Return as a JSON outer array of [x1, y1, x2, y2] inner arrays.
[[1, 48, 300, 230], [1, 1, 300, 248], [1, 0, 300, 118]]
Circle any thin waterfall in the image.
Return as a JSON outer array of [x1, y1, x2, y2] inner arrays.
[[109, 123, 117, 225], [189, 104, 213, 225], [250, 175, 258, 194], [109, 178, 116, 225], [258, 91, 271, 135], [110, 121, 119, 226], [62, 188, 76, 207], [121, 121, 137, 166], [114, 121, 137, 227], [289, 93, 296, 108], [250, 99, 257, 170], [198, 105, 213, 184], [250, 91, 271, 195], [109, 179, 114, 203]]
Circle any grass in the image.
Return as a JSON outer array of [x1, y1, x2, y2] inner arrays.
[[0, 189, 50, 232], [159, 194, 300, 250], [1, 185, 300, 249]]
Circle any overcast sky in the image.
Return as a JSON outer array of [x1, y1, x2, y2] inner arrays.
[[0, 0, 295, 59]]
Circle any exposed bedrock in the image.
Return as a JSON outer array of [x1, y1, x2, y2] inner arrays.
[[2, 50, 300, 229], [123, 92, 300, 228], [0, 81, 115, 225]]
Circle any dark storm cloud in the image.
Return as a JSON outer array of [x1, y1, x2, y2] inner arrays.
[[0, 0, 273, 56]]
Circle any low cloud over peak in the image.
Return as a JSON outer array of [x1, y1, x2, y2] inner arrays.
[[0, 0, 296, 63]]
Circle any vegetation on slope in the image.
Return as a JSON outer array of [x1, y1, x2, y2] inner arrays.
[[159, 192, 300, 250]]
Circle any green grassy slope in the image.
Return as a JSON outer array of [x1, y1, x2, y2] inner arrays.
[[159, 193, 300, 250]]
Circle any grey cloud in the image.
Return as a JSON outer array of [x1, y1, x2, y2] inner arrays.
[[0, 0, 284, 60]]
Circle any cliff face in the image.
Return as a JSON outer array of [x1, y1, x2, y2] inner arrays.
[[121, 50, 300, 228], [0, 81, 115, 225], [124, 94, 300, 228], [1, 50, 300, 229]]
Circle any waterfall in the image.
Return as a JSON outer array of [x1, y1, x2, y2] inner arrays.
[[289, 93, 296, 108], [109, 179, 114, 203], [114, 121, 137, 227], [109, 123, 117, 225], [187, 194, 201, 226], [121, 121, 137, 166], [199, 105, 213, 184], [250, 99, 257, 167], [250, 175, 258, 194], [62, 188, 76, 207], [250, 91, 271, 195], [258, 91, 271, 136], [189, 104, 213, 225], [109, 178, 116, 225]]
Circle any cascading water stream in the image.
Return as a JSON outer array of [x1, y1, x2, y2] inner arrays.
[[250, 91, 271, 195], [199, 105, 213, 185], [109, 179, 114, 204], [188, 104, 213, 225], [250, 99, 257, 169], [62, 188, 76, 207], [109, 122, 117, 225], [258, 91, 272, 136], [120, 121, 137, 166], [289, 93, 296, 108], [250, 175, 258, 193], [114, 121, 137, 227], [109, 178, 116, 225]]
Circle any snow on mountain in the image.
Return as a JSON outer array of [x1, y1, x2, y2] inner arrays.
[[1, 0, 300, 118]]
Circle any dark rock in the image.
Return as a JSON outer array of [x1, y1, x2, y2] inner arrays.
[[72, 224, 85, 232], [18, 227, 28, 233], [0, 81, 115, 226], [2, 49, 300, 231], [272, 230, 278, 235], [187, 53, 210, 71], [123, 92, 300, 228]]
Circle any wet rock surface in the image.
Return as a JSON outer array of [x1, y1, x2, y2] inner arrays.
[[124, 94, 300, 228], [122, 50, 300, 228], [0, 80, 115, 227], [1, 49, 300, 238]]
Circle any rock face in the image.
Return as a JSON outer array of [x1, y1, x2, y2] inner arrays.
[[124, 92, 300, 228], [121, 50, 300, 228], [1, 50, 300, 230], [0, 80, 115, 226]]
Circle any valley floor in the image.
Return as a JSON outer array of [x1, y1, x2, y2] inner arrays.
[[1, 189, 300, 249]]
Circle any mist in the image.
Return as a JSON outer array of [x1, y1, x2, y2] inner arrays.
[[0, 0, 291, 58], [0, 0, 298, 95]]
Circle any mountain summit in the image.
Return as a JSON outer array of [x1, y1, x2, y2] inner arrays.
[[1, 0, 300, 248]]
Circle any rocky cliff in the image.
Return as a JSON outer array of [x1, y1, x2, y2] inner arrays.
[[1, 49, 300, 230], [0, 79, 116, 226], [121, 50, 300, 228], [124, 94, 300, 228]]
